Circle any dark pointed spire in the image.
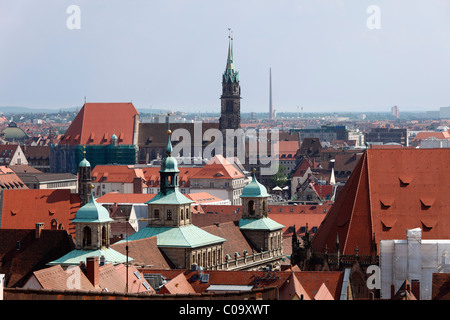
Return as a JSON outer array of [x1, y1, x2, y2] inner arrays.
[[223, 28, 239, 83]]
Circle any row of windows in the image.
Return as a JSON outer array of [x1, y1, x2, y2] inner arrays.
[[153, 208, 189, 221], [47, 181, 77, 188], [192, 247, 221, 268]]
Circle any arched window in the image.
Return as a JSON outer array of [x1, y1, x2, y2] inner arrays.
[[101, 226, 107, 247], [83, 226, 92, 247], [248, 200, 255, 215]]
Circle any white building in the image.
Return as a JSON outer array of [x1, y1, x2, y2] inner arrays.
[[380, 228, 450, 300]]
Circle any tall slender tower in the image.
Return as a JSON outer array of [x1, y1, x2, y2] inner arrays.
[[78, 147, 92, 206], [269, 68, 273, 121], [219, 30, 241, 131]]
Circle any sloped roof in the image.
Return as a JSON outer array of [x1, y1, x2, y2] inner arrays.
[[91, 165, 146, 184], [158, 272, 195, 294], [201, 221, 255, 258], [279, 272, 311, 300], [97, 193, 156, 204], [111, 236, 171, 269], [113, 263, 155, 294], [276, 140, 300, 157], [185, 192, 224, 204], [0, 229, 74, 287], [312, 148, 450, 256], [60, 102, 139, 145], [314, 282, 334, 300], [140, 269, 345, 300], [125, 225, 226, 248], [411, 131, 450, 145], [143, 166, 203, 188], [26, 265, 96, 291], [190, 155, 244, 180], [0, 167, 27, 190], [0, 189, 81, 238], [48, 247, 130, 267], [147, 189, 193, 205], [239, 217, 284, 231]]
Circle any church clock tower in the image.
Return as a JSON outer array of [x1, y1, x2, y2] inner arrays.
[[219, 31, 241, 131]]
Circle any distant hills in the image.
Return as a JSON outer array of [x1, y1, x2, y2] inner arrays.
[[0, 106, 80, 114], [0, 106, 168, 115]]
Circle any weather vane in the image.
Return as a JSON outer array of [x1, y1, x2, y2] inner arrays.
[[228, 28, 233, 40]]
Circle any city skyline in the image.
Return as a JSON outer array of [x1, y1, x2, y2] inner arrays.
[[0, 1, 449, 113]]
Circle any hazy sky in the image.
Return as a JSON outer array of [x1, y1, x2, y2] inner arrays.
[[0, 1, 449, 113]]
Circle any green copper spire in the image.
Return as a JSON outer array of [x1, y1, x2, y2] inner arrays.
[[223, 29, 239, 83]]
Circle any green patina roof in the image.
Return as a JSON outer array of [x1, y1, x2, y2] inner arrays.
[[223, 37, 239, 83], [241, 171, 269, 198], [72, 195, 114, 223], [79, 158, 91, 167], [124, 225, 226, 248], [47, 248, 130, 266], [146, 189, 193, 205], [239, 217, 284, 231]]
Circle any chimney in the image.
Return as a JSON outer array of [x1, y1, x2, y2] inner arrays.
[[35, 222, 44, 239], [133, 177, 143, 194], [411, 280, 420, 300], [86, 256, 100, 288]]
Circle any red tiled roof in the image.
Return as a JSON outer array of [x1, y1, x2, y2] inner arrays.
[[411, 131, 450, 145], [60, 102, 139, 145], [27, 265, 96, 291], [432, 273, 450, 300], [0, 189, 81, 239], [0, 229, 74, 287], [111, 236, 172, 270], [0, 166, 27, 190], [142, 166, 203, 188], [96, 193, 156, 204], [140, 269, 345, 300], [91, 165, 146, 184], [201, 221, 255, 258], [312, 148, 450, 256], [311, 183, 334, 199], [191, 204, 330, 235], [158, 273, 195, 294], [185, 192, 224, 204], [190, 155, 244, 180]]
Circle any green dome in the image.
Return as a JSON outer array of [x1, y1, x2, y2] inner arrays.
[[1, 122, 28, 141], [79, 158, 91, 167], [241, 171, 269, 198], [161, 155, 178, 172], [160, 129, 178, 172], [72, 195, 113, 223]]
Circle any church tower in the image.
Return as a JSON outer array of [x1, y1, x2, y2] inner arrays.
[[78, 147, 92, 206], [146, 127, 194, 227], [219, 30, 241, 131], [72, 185, 114, 250], [239, 169, 284, 256]]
